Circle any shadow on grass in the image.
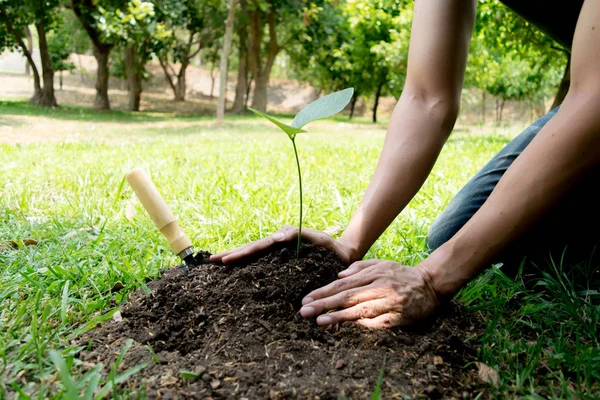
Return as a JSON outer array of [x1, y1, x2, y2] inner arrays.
[[0, 100, 376, 129], [0, 100, 215, 124]]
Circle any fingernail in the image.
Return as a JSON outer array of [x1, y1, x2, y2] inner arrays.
[[273, 232, 285, 241], [302, 297, 314, 305], [338, 268, 350, 277], [299, 306, 315, 317], [317, 315, 333, 326]]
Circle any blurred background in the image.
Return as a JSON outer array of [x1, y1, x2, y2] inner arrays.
[[0, 0, 569, 128]]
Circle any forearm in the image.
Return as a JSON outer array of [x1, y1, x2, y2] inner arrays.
[[340, 93, 457, 260], [421, 93, 600, 297]]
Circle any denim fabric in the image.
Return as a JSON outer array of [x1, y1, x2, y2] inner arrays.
[[427, 107, 600, 265]]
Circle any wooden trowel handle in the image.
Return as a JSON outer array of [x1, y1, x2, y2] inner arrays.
[[126, 168, 192, 256]]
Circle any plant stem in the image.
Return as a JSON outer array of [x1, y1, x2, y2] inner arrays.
[[291, 138, 302, 259]]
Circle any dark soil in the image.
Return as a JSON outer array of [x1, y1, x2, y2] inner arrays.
[[77, 243, 490, 399]]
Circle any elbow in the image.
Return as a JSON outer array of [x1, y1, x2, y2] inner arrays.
[[400, 87, 460, 134]]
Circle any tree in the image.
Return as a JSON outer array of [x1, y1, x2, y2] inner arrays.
[[0, 0, 59, 107], [231, 0, 249, 113], [98, 0, 171, 111], [246, 0, 306, 112], [465, 0, 566, 122], [70, 0, 122, 110], [216, 0, 238, 126], [288, 0, 406, 122], [0, 6, 43, 102], [156, 0, 226, 102], [48, 11, 78, 91]]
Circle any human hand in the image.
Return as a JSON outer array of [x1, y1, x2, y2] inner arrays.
[[209, 225, 359, 265], [299, 260, 440, 328]]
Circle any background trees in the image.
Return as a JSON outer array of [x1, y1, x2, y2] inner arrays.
[[156, 0, 226, 102], [0, 0, 569, 119], [0, 0, 60, 107], [466, 0, 567, 124]]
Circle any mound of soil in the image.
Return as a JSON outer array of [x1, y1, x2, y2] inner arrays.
[[77, 243, 489, 399]]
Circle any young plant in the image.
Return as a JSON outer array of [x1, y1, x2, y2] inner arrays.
[[248, 87, 354, 258]]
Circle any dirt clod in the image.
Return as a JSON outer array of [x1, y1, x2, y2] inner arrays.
[[78, 243, 490, 398]]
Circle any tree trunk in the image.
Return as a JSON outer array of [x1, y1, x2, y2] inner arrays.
[[252, 73, 269, 112], [24, 26, 33, 75], [125, 46, 142, 111], [175, 60, 188, 102], [349, 94, 358, 120], [498, 98, 506, 125], [232, 4, 248, 114], [249, 44, 278, 112], [93, 45, 111, 110], [35, 22, 57, 107], [210, 66, 216, 97], [481, 90, 486, 125], [248, 4, 280, 112], [0, 10, 42, 100], [551, 56, 570, 110], [216, 0, 239, 126], [245, 73, 253, 108], [372, 82, 383, 123], [71, 0, 112, 110], [60, 70, 63, 91]]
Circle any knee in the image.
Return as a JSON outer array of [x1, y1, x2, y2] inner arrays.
[[426, 217, 453, 251], [426, 202, 472, 251]]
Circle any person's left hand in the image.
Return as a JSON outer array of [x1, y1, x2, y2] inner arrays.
[[299, 260, 440, 328]]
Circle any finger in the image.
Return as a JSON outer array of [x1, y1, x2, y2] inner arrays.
[[299, 229, 336, 250], [216, 227, 295, 264], [315, 299, 393, 326], [338, 259, 380, 278], [302, 270, 378, 305], [299, 284, 385, 318], [209, 242, 253, 262], [355, 312, 404, 328]]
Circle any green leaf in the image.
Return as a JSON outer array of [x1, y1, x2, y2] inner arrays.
[[291, 87, 354, 129], [49, 350, 79, 400], [179, 370, 202, 380], [370, 355, 386, 400], [248, 107, 305, 140], [96, 361, 150, 398], [60, 280, 70, 325]]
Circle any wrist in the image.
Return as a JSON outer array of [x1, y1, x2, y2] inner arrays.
[[338, 231, 367, 263], [416, 242, 470, 300]]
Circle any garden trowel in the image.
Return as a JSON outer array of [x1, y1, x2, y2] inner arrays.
[[126, 168, 197, 268]]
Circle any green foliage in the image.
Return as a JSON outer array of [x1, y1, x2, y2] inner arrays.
[[0, 0, 41, 53], [98, 0, 172, 65], [47, 13, 78, 73], [288, 0, 408, 117], [466, 0, 567, 104], [156, 0, 226, 65]]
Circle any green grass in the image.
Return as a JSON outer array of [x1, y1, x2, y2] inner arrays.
[[0, 101, 597, 398]]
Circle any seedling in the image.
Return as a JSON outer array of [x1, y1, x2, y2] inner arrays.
[[248, 87, 354, 258]]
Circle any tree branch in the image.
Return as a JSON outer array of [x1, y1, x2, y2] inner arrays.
[[71, 0, 112, 51], [159, 56, 177, 93], [0, 8, 42, 88]]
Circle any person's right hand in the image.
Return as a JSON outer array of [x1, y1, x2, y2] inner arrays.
[[209, 225, 359, 265]]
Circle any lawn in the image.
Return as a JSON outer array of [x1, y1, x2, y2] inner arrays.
[[0, 101, 598, 398]]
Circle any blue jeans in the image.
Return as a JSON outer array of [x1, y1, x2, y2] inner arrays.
[[427, 108, 600, 266]]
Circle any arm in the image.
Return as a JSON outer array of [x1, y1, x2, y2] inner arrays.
[[421, 0, 600, 298], [340, 0, 477, 261], [210, 0, 477, 265]]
